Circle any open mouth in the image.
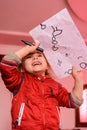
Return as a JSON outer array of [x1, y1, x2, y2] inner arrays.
[[32, 61, 42, 66]]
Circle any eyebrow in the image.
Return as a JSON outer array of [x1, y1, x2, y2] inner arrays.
[[30, 51, 43, 55], [25, 52, 43, 58]]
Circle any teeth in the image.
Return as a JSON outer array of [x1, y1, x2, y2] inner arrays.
[[32, 61, 41, 66]]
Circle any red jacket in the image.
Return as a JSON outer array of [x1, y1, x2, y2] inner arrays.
[[0, 58, 78, 130]]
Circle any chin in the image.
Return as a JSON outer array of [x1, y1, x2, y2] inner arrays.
[[33, 70, 44, 75]]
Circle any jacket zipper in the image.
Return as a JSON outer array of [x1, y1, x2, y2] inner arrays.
[[17, 102, 25, 126], [56, 106, 62, 129], [42, 86, 45, 128]]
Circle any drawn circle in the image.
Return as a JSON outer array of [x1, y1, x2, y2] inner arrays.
[[40, 24, 46, 30], [52, 39, 58, 44], [79, 62, 87, 69], [65, 69, 72, 75], [52, 45, 58, 51]]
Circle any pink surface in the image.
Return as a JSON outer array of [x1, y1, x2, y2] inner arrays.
[[0, 1, 87, 130], [67, 0, 87, 22]]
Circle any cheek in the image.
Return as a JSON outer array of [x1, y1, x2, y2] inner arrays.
[[44, 59, 48, 66], [24, 60, 32, 70], [43, 61, 48, 69]]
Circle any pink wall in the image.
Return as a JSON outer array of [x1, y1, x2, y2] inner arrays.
[[0, 0, 87, 130], [0, 0, 87, 40], [0, 74, 12, 130]]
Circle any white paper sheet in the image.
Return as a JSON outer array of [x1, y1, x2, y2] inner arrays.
[[29, 8, 87, 78]]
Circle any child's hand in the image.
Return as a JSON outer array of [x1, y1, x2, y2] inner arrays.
[[72, 66, 83, 102], [33, 40, 40, 47], [15, 41, 40, 59], [72, 66, 83, 81], [29, 40, 40, 53]]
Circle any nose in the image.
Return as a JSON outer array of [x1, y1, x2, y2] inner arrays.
[[33, 55, 38, 60]]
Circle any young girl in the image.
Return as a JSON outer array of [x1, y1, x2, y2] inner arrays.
[[0, 41, 83, 130]]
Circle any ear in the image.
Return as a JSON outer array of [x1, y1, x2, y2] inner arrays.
[[18, 63, 24, 72]]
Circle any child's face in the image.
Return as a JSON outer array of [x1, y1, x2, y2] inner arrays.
[[23, 51, 48, 76]]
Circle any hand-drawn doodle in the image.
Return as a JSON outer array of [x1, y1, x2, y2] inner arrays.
[[77, 56, 87, 69], [29, 8, 87, 78], [40, 23, 46, 30], [51, 25, 63, 51], [79, 62, 87, 69], [57, 59, 62, 66], [77, 56, 83, 59], [56, 45, 70, 57], [65, 68, 72, 75]]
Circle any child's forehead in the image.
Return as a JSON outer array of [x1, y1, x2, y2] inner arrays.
[[23, 51, 44, 60], [29, 51, 43, 55]]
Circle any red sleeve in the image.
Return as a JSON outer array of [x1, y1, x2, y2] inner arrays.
[[57, 83, 77, 108], [0, 59, 23, 93]]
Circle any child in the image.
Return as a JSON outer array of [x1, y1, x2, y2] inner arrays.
[[0, 41, 83, 130]]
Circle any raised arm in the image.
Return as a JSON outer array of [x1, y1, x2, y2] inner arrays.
[[71, 66, 83, 104], [15, 42, 40, 59]]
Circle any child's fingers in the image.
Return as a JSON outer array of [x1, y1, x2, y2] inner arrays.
[[34, 40, 40, 46], [72, 66, 83, 80], [72, 66, 77, 79], [31, 40, 40, 51], [72, 66, 76, 74]]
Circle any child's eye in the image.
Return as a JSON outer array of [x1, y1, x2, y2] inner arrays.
[[38, 54, 42, 57], [26, 55, 32, 58]]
